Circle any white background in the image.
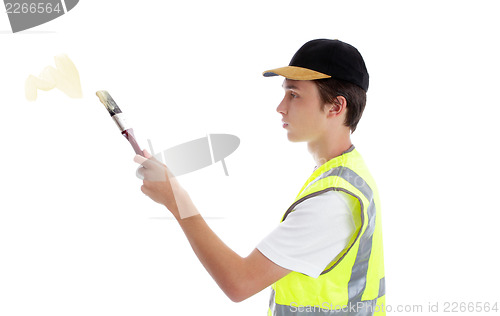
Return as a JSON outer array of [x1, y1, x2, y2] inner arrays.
[[1, 1, 499, 315]]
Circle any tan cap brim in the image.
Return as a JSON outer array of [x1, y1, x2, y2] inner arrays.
[[262, 66, 331, 80]]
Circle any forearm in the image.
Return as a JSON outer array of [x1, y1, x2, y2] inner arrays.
[[134, 152, 274, 301], [176, 213, 247, 302]]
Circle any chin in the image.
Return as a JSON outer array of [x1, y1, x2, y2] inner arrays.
[[286, 132, 304, 143]]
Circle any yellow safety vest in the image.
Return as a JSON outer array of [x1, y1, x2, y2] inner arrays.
[[268, 146, 386, 315]]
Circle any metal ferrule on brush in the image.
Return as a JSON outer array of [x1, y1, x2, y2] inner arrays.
[[96, 90, 131, 132]]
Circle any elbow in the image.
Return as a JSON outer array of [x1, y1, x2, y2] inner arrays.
[[228, 292, 246, 303], [225, 284, 249, 303], [220, 258, 256, 303]]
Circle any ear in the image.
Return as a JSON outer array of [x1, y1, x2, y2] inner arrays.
[[326, 96, 347, 117]]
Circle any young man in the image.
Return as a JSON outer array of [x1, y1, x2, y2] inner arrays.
[[135, 39, 385, 315]]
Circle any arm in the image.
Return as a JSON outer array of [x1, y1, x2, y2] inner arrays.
[[178, 215, 290, 302], [134, 150, 290, 302]]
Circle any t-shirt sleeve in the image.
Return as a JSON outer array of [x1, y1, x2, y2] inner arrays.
[[256, 190, 357, 278]]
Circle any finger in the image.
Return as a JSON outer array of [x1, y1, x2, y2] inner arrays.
[[134, 154, 148, 165], [136, 166, 145, 180], [135, 149, 160, 164], [143, 149, 152, 159], [134, 154, 161, 169], [143, 167, 168, 182]]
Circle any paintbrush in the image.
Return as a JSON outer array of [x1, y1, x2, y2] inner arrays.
[[96, 90, 143, 156]]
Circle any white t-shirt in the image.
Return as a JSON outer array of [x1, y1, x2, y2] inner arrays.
[[257, 190, 358, 278]]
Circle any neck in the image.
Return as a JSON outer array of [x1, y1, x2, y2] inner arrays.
[[307, 128, 352, 168]]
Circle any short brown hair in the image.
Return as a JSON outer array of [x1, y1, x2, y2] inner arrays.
[[314, 78, 367, 133]]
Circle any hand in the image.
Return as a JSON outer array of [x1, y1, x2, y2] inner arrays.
[[134, 149, 198, 220]]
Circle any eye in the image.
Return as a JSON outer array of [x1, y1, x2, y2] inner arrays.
[[290, 91, 298, 98]]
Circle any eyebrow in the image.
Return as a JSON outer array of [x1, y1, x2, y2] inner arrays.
[[282, 83, 300, 90]]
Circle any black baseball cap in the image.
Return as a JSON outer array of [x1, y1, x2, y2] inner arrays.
[[263, 39, 369, 92]]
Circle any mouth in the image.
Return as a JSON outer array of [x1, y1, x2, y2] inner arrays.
[[282, 121, 289, 128]]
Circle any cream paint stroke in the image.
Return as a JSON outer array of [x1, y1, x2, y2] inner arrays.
[[25, 54, 83, 101]]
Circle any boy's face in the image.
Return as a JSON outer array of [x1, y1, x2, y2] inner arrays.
[[277, 79, 329, 143]]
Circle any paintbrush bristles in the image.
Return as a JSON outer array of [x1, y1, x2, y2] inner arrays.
[[96, 90, 122, 115]]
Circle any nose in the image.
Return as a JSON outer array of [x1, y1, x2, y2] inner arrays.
[[276, 95, 287, 115]]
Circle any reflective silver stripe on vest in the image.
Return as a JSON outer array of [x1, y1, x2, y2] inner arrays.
[[271, 166, 384, 315], [304, 166, 371, 199], [269, 287, 276, 315], [378, 277, 386, 298]]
